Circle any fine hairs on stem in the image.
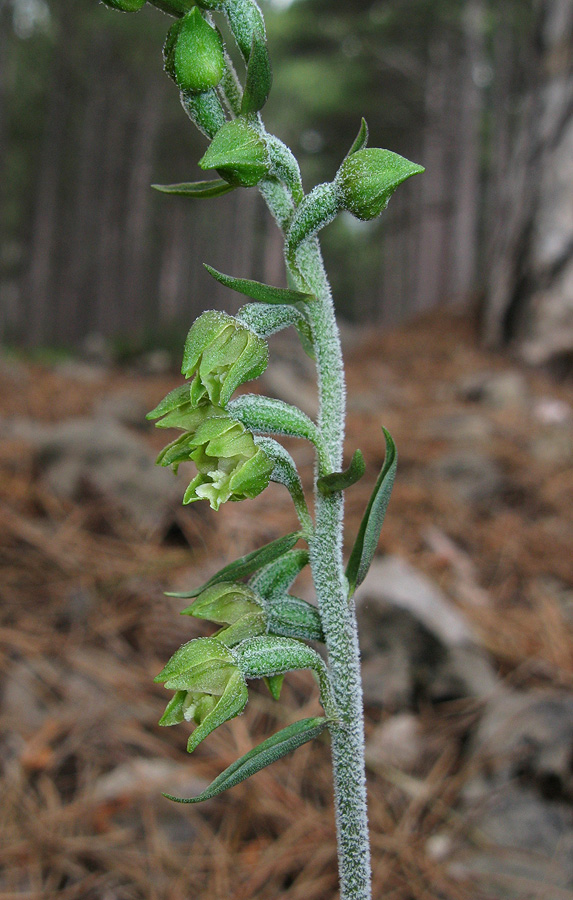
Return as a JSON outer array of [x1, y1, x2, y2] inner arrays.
[[100, 1, 423, 896]]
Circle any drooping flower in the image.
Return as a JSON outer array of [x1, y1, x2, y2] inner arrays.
[[155, 636, 248, 753]]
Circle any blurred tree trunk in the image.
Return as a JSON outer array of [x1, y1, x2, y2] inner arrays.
[[450, 0, 486, 302], [415, 37, 452, 312], [24, 57, 70, 346], [123, 79, 163, 336], [484, 0, 573, 366]]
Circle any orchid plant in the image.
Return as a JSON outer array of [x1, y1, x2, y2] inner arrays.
[[100, 1, 423, 896]]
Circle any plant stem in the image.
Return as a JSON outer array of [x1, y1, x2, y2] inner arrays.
[[260, 180, 371, 900]]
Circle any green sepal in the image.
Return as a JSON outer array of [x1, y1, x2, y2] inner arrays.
[[345, 428, 397, 597], [147, 384, 192, 420], [345, 117, 369, 159], [199, 119, 270, 188], [187, 668, 249, 753], [182, 581, 262, 622], [154, 636, 234, 684], [163, 717, 329, 803], [101, 0, 146, 10], [317, 449, 366, 496], [158, 690, 188, 726], [153, 402, 224, 433], [151, 179, 236, 198], [264, 674, 285, 700], [336, 149, 424, 221], [241, 31, 272, 114], [214, 611, 267, 646], [166, 531, 303, 599], [204, 264, 314, 305]]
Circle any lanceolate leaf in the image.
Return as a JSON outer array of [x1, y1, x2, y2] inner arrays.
[[241, 31, 272, 114], [204, 264, 314, 305], [151, 179, 236, 198], [345, 428, 397, 598], [345, 117, 369, 159], [166, 532, 303, 599], [317, 449, 366, 496], [163, 717, 329, 803]]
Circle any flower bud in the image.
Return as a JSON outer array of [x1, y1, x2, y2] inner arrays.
[[182, 310, 268, 407], [164, 8, 225, 94], [336, 148, 424, 221], [183, 415, 274, 509], [155, 637, 248, 752], [149, 0, 195, 15], [101, 0, 146, 10], [199, 119, 270, 188], [182, 581, 266, 646]]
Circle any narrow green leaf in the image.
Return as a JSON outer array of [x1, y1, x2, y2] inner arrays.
[[241, 31, 272, 115], [163, 717, 329, 803], [317, 449, 366, 496], [345, 118, 369, 159], [264, 674, 285, 701], [204, 264, 314, 305], [151, 179, 236, 198], [345, 428, 397, 597], [166, 532, 303, 599]]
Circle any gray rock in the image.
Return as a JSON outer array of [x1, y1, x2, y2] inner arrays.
[[95, 390, 151, 430], [471, 689, 573, 801], [530, 425, 573, 466], [54, 360, 107, 383], [421, 411, 493, 443], [429, 450, 504, 505], [356, 557, 498, 709], [361, 556, 475, 646], [3, 417, 181, 532], [458, 371, 529, 409], [365, 712, 424, 771], [451, 786, 573, 899]]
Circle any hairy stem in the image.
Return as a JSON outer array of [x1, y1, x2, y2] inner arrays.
[[261, 180, 371, 900]]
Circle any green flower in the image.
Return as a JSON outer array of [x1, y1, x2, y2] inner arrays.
[[155, 637, 248, 753], [182, 581, 267, 646], [182, 310, 268, 407], [181, 415, 273, 509]]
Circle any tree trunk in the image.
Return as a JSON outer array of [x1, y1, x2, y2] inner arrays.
[[484, 0, 573, 366]]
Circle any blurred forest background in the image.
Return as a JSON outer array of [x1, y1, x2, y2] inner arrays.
[[1, 0, 571, 366], [2, 3, 573, 899]]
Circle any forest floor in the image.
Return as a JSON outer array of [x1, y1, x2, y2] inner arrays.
[[1, 310, 572, 900]]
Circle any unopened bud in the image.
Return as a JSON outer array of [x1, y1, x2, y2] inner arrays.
[[101, 0, 146, 11], [199, 119, 270, 188], [164, 8, 225, 94], [336, 148, 424, 221], [149, 0, 195, 15]]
